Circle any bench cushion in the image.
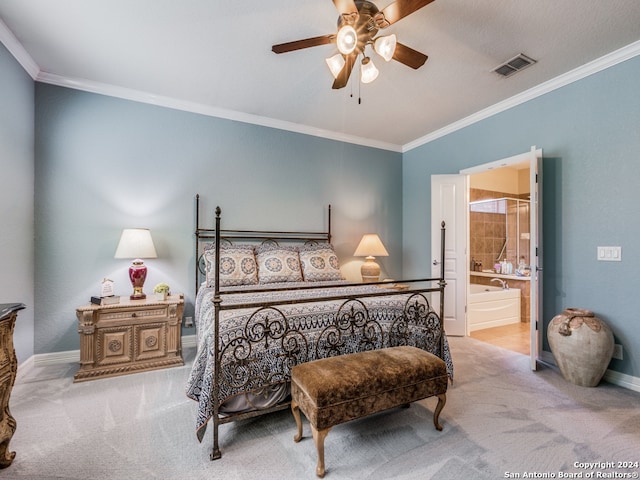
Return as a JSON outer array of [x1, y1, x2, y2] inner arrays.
[[291, 346, 448, 431]]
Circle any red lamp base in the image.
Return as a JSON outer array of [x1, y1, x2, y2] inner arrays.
[[129, 260, 148, 300]]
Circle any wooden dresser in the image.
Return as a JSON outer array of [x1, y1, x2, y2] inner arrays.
[[0, 303, 25, 469], [74, 295, 184, 382]]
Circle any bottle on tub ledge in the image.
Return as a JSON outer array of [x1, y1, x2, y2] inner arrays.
[[500, 259, 513, 275], [470, 258, 483, 272], [516, 256, 528, 276]]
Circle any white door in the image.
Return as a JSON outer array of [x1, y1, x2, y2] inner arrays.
[[431, 175, 468, 336], [460, 147, 544, 370], [529, 149, 543, 371]]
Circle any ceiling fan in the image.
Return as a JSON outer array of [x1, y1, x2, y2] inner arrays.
[[272, 0, 434, 89]]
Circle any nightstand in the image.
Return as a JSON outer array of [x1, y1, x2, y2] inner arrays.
[[74, 295, 184, 382]]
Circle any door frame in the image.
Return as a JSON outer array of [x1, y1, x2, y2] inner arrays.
[[460, 147, 543, 370]]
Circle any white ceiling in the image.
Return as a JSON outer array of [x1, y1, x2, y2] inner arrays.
[[1, 0, 640, 151]]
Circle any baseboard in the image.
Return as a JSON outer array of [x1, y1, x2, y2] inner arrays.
[[603, 369, 640, 393], [15, 354, 35, 383], [182, 334, 197, 349], [539, 349, 640, 393], [17, 334, 198, 379], [539, 350, 556, 365], [18, 337, 639, 393]]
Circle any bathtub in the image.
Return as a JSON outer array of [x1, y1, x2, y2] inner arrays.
[[468, 284, 521, 332]]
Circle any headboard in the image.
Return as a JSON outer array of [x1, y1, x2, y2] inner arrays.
[[194, 194, 332, 293]]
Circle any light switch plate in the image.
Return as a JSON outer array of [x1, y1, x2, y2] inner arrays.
[[597, 246, 621, 261]]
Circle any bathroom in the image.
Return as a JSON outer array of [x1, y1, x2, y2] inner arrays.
[[468, 164, 531, 354]]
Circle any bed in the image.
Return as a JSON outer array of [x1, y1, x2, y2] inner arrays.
[[185, 196, 453, 460]]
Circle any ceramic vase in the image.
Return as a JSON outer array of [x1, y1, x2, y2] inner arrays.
[[547, 308, 614, 387]]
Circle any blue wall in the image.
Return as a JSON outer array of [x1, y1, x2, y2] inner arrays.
[[0, 43, 34, 363], [34, 84, 402, 353], [403, 55, 640, 378], [5, 39, 640, 382]]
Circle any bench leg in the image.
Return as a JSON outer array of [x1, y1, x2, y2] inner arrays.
[[311, 425, 331, 478], [433, 393, 446, 431], [291, 400, 303, 442]]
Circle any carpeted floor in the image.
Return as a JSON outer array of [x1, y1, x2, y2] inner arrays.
[[5, 336, 640, 480]]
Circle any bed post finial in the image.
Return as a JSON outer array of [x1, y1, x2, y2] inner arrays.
[[215, 206, 221, 217]]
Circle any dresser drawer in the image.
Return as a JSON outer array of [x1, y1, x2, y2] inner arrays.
[[97, 305, 169, 323]]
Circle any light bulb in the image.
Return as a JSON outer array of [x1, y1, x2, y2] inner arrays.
[[336, 25, 357, 55]]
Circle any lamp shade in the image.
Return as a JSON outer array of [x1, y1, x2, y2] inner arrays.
[[374, 34, 397, 62], [360, 57, 379, 84], [114, 229, 157, 259], [114, 228, 157, 300], [325, 53, 346, 79], [354, 234, 388, 257]]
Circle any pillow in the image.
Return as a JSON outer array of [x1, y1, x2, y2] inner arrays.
[[255, 244, 303, 284], [299, 244, 344, 282], [203, 244, 258, 287]]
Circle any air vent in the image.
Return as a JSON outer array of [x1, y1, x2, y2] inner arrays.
[[493, 54, 537, 77]]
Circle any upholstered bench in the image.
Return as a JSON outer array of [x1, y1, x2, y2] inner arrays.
[[291, 346, 448, 478]]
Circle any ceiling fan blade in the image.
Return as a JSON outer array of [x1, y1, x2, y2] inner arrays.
[[272, 35, 335, 54], [332, 53, 357, 89], [332, 0, 358, 15], [392, 42, 428, 69], [380, 0, 435, 26]]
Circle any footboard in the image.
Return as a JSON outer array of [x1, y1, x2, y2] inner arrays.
[[208, 289, 449, 460]]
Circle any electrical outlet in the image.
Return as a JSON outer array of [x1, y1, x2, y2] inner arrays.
[[612, 344, 623, 360], [597, 246, 622, 261], [184, 316, 194, 328]]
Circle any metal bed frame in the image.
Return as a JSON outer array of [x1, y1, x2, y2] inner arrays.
[[193, 194, 447, 460]]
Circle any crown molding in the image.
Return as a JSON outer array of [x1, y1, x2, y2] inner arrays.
[[0, 17, 39, 79], [35, 71, 403, 153], [5, 20, 636, 155], [403, 39, 640, 152]]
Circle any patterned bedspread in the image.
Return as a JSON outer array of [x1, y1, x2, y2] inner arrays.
[[185, 282, 453, 442]]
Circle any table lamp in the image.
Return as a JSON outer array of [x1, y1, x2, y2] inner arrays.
[[114, 228, 157, 299], [354, 233, 389, 282]]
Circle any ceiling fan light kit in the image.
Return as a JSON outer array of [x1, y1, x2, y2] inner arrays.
[[271, 0, 434, 90]]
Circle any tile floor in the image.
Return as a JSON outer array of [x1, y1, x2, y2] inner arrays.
[[469, 322, 530, 355]]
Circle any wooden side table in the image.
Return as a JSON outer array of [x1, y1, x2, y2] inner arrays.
[[0, 303, 25, 469], [74, 295, 184, 382]]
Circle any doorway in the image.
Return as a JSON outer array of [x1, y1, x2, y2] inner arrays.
[[467, 164, 531, 355]]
